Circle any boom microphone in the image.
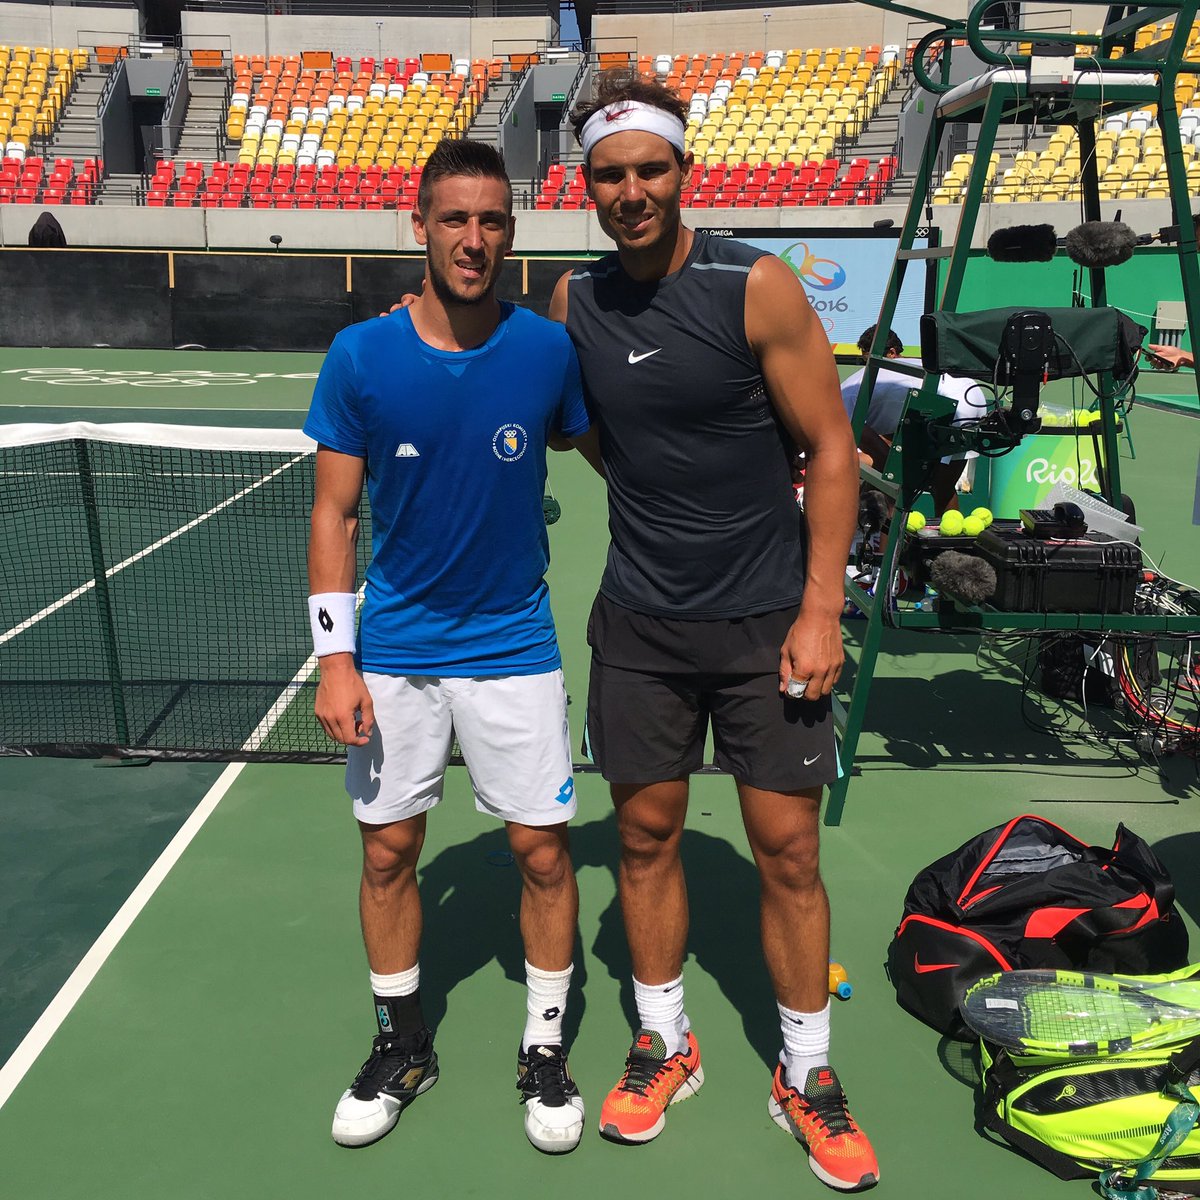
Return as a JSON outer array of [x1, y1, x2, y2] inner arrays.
[[1063, 221, 1137, 268], [986, 224, 1057, 262], [858, 488, 890, 537], [930, 551, 997, 605]]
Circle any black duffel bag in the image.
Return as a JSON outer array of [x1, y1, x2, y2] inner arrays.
[[887, 814, 1189, 1038]]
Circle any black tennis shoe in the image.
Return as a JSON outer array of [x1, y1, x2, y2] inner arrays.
[[331, 1028, 439, 1147]]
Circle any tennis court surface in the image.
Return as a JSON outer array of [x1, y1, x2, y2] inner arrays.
[[1, 347, 1197, 1199]]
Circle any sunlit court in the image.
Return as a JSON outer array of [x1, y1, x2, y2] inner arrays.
[[1, 2, 1199, 1198]]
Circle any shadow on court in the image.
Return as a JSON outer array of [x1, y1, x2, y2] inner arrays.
[[415, 812, 780, 1070]]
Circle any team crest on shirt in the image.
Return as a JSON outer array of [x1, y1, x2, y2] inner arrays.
[[492, 423, 528, 462]]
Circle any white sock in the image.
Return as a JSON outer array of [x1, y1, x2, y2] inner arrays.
[[779, 999, 831, 1091], [370, 964, 419, 996], [633, 975, 689, 1058], [522, 960, 572, 1052]]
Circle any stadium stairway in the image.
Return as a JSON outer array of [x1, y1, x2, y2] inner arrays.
[[851, 83, 909, 198], [466, 62, 522, 148], [44, 60, 105, 163], [176, 73, 236, 163]]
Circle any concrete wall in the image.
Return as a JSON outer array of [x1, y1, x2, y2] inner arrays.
[[0, 197, 1182, 253], [98, 60, 135, 175], [179, 11, 552, 62], [0, 2, 139, 48], [592, 2, 1130, 57]]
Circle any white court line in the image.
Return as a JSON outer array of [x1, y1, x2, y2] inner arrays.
[[0, 573, 347, 1107], [241, 656, 318, 751], [239, 586, 363, 753], [0, 761, 245, 1111], [0, 452, 307, 647]]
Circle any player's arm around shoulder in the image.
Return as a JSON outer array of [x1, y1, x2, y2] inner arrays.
[[547, 267, 605, 477], [309, 446, 374, 747], [746, 255, 859, 699]]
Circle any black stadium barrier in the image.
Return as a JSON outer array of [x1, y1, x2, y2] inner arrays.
[[0, 248, 590, 352], [4, 250, 172, 349]]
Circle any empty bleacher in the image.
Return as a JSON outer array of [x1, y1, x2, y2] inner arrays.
[[226, 52, 493, 171], [0, 154, 101, 205], [0, 44, 87, 162], [931, 15, 1200, 204]]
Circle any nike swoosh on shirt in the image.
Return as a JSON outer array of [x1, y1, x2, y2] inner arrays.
[[803, 754, 822, 766], [628, 348, 662, 364]]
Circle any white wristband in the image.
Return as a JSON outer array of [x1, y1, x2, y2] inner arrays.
[[308, 592, 357, 657]]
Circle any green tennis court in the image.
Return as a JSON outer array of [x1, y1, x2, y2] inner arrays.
[[1, 346, 1197, 1199]]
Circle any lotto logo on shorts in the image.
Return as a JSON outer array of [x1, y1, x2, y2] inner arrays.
[[555, 777, 575, 805], [492, 423, 528, 462]]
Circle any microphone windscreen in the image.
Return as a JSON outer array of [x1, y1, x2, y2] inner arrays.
[[930, 551, 997, 605], [986, 224, 1057, 262], [1064, 221, 1137, 268], [857, 488, 889, 533]]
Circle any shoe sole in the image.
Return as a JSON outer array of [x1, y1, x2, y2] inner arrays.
[[331, 1067, 440, 1148], [768, 1095, 878, 1192], [598, 1063, 705, 1145]]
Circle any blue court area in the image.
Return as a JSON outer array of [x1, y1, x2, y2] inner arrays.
[[0, 346, 1197, 1199]]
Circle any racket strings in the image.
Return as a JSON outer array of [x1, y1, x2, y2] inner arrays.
[[1021, 987, 1155, 1047]]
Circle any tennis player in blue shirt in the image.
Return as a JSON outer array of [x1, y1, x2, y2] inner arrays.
[[304, 139, 591, 1154]]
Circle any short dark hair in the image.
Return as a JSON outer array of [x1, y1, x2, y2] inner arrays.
[[856, 325, 903, 356], [417, 139, 512, 217], [570, 69, 689, 165]]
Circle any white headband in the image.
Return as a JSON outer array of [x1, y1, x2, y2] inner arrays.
[[580, 100, 686, 161]]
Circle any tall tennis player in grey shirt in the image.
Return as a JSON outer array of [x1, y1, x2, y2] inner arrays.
[[550, 72, 879, 1190]]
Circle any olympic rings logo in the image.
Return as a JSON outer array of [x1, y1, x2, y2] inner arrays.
[[0, 368, 319, 387]]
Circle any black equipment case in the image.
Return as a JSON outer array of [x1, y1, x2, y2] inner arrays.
[[974, 527, 1142, 612]]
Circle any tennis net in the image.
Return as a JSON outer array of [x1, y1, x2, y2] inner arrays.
[[0, 422, 371, 763]]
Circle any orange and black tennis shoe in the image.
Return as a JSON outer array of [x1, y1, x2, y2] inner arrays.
[[598, 1028, 704, 1143], [769, 1062, 879, 1191]]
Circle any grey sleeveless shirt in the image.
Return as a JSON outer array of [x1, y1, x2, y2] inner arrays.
[[566, 230, 807, 619]]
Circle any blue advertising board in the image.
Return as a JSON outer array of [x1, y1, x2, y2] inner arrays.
[[707, 227, 936, 354]]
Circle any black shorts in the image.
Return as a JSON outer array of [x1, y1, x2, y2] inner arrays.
[[585, 593, 837, 792]]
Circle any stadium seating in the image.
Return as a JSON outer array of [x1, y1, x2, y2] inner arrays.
[[628, 44, 902, 169], [931, 14, 1200, 203], [0, 154, 100, 205], [0, 45, 85, 159], [226, 51, 494, 170], [132, 157, 427, 209], [535, 153, 898, 210]]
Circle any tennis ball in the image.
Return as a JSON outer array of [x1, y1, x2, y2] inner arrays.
[[939, 510, 965, 536], [970, 506, 994, 527], [962, 515, 985, 537], [1080, 410, 1102, 427], [906, 511, 926, 534]]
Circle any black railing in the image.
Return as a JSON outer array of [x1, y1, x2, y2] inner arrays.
[[182, 1, 530, 14]]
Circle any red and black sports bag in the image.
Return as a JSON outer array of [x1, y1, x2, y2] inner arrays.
[[887, 814, 1189, 1038]]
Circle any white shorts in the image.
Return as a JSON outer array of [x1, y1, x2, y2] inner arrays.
[[346, 669, 577, 827]]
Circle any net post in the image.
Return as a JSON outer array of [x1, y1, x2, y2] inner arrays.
[[73, 437, 132, 748]]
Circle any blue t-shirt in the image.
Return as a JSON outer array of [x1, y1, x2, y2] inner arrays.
[[304, 303, 589, 676]]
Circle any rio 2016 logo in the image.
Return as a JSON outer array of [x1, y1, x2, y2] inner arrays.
[[780, 242, 847, 291]]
